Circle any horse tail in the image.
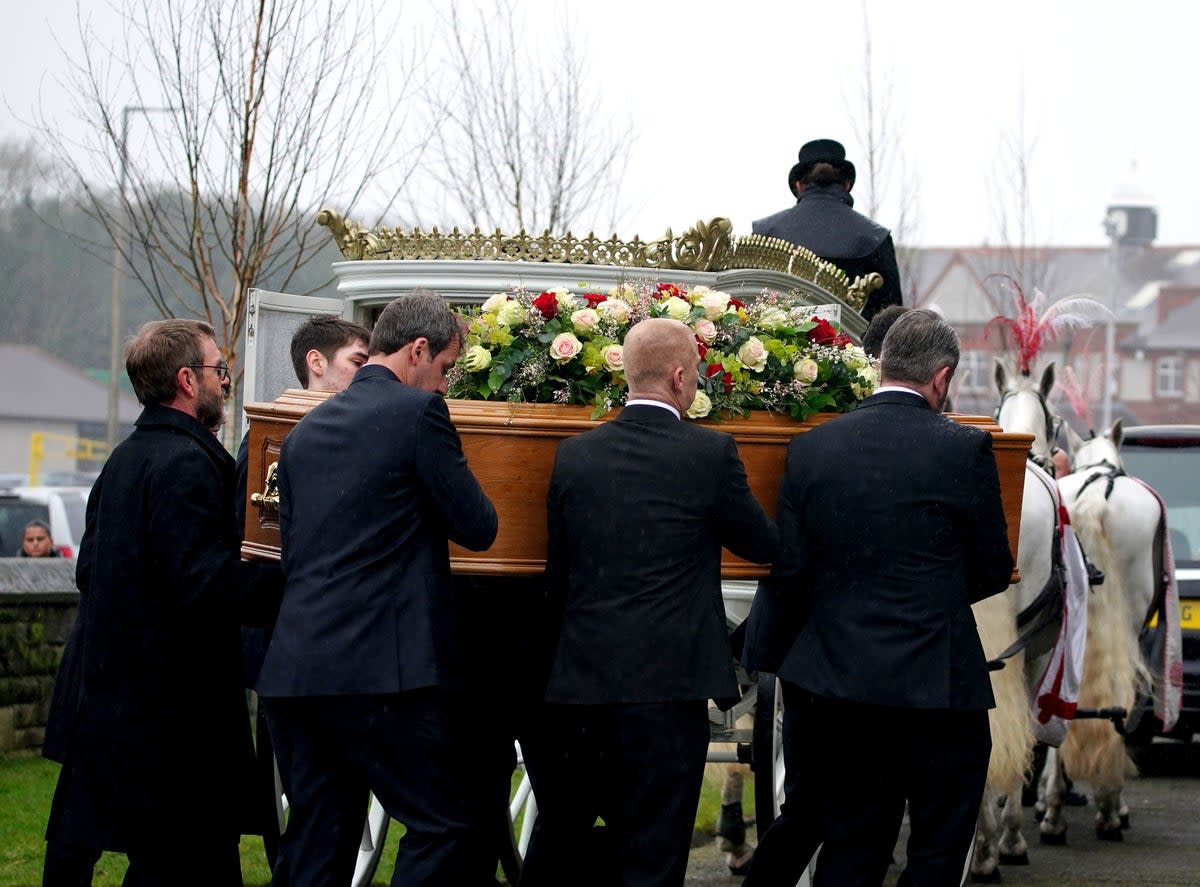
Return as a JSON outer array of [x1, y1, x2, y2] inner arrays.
[[973, 591, 1033, 791], [1060, 490, 1144, 787]]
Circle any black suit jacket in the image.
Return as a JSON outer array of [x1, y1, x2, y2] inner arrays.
[[542, 404, 778, 704], [747, 391, 1012, 711], [46, 405, 283, 849], [752, 184, 903, 321], [257, 364, 497, 698]]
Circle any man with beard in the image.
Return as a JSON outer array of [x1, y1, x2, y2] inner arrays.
[[43, 319, 283, 886]]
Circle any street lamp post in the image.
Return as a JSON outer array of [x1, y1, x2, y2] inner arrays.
[[106, 105, 178, 451]]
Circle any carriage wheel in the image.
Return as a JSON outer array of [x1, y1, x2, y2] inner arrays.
[[266, 759, 391, 886], [499, 740, 538, 884], [752, 673, 786, 830], [350, 795, 390, 887]]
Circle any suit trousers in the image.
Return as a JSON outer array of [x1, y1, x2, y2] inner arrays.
[[519, 700, 710, 887], [263, 689, 479, 887], [808, 697, 991, 887]]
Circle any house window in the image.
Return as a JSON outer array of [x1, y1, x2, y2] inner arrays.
[[957, 350, 991, 394], [1156, 355, 1185, 398]]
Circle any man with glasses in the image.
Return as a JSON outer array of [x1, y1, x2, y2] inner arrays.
[[43, 319, 284, 887]]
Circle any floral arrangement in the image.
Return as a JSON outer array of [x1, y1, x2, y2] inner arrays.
[[448, 280, 879, 420]]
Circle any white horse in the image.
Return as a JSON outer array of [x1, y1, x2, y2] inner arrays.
[[1048, 419, 1160, 841], [970, 362, 1063, 881]]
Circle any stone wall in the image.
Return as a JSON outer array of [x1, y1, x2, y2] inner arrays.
[[0, 558, 77, 753]]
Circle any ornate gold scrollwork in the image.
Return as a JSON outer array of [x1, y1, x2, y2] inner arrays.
[[315, 209, 878, 311], [250, 461, 280, 513]]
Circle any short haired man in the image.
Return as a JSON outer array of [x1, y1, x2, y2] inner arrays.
[[257, 292, 498, 886], [519, 318, 778, 887], [861, 303, 910, 360], [744, 309, 1013, 887], [752, 138, 903, 322], [235, 314, 369, 531], [43, 319, 284, 886]]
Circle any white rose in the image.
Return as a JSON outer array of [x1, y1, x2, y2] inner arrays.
[[570, 308, 601, 333], [756, 306, 790, 330], [693, 318, 717, 344], [597, 298, 632, 323], [462, 345, 492, 372], [549, 332, 583, 363], [686, 389, 712, 419], [793, 357, 819, 384], [553, 288, 578, 311], [660, 295, 691, 321], [481, 292, 509, 314], [698, 290, 731, 319], [602, 343, 624, 371], [841, 344, 869, 370], [737, 336, 769, 373], [496, 300, 528, 327]]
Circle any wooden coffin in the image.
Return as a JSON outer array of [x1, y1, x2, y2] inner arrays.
[[243, 395, 1031, 580]]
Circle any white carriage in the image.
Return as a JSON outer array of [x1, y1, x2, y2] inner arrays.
[[240, 211, 1028, 885]]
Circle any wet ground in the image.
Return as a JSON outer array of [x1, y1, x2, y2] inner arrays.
[[683, 739, 1200, 887]]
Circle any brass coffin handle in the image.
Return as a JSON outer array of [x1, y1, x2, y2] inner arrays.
[[250, 461, 280, 511]]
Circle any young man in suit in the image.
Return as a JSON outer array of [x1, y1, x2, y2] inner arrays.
[[744, 308, 1013, 887], [43, 319, 284, 887], [519, 318, 778, 887], [257, 292, 498, 887]]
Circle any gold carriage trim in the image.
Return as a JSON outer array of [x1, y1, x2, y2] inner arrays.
[[316, 209, 880, 313]]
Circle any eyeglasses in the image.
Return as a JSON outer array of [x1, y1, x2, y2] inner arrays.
[[186, 363, 230, 382]]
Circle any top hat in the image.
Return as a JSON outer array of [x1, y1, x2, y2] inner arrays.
[[788, 138, 856, 195]]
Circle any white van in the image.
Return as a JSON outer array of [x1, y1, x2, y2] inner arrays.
[[0, 486, 90, 558]]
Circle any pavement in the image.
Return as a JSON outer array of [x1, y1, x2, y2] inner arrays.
[[683, 739, 1200, 887]]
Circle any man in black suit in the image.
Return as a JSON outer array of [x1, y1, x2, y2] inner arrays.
[[744, 308, 1013, 887], [519, 318, 778, 887], [752, 138, 903, 322], [257, 291, 498, 887], [43, 319, 283, 886]]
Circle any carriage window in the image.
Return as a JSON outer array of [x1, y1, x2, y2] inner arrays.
[[1155, 356, 1184, 398], [957, 350, 991, 394]]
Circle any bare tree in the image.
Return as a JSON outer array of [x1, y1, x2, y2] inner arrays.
[[413, 0, 632, 235], [39, 0, 434, 385], [986, 81, 1055, 293], [847, 1, 922, 301]]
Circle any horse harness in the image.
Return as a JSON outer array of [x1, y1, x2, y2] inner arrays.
[[1073, 458, 1127, 501], [987, 465, 1068, 672]]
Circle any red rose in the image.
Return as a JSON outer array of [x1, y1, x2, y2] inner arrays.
[[806, 317, 838, 345], [657, 283, 684, 300], [728, 297, 746, 311], [696, 339, 708, 360], [531, 291, 559, 319], [832, 333, 854, 348], [706, 363, 724, 379], [582, 292, 608, 307], [722, 371, 734, 393]]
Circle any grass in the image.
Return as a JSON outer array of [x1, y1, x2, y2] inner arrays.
[[0, 753, 752, 887]]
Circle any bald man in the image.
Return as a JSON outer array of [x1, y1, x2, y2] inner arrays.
[[519, 319, 778, 887]]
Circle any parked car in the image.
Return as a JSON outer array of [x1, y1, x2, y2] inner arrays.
[[1119, 425, 1200, 740], [0, 485, 90, 559]]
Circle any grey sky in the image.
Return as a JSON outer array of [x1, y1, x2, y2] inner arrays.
[[3, 0, 1198, 248]]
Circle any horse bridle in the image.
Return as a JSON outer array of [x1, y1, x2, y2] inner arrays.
[[995, 386, 1063, 466]]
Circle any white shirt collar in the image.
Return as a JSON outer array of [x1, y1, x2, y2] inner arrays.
[[625, 398, 681, 420]]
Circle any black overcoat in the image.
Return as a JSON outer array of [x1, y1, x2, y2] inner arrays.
[[752, 184, 904, 321], [45, 404, 282, 851]]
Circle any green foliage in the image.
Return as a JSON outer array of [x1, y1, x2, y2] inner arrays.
[[450, 282, 878, 421]]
